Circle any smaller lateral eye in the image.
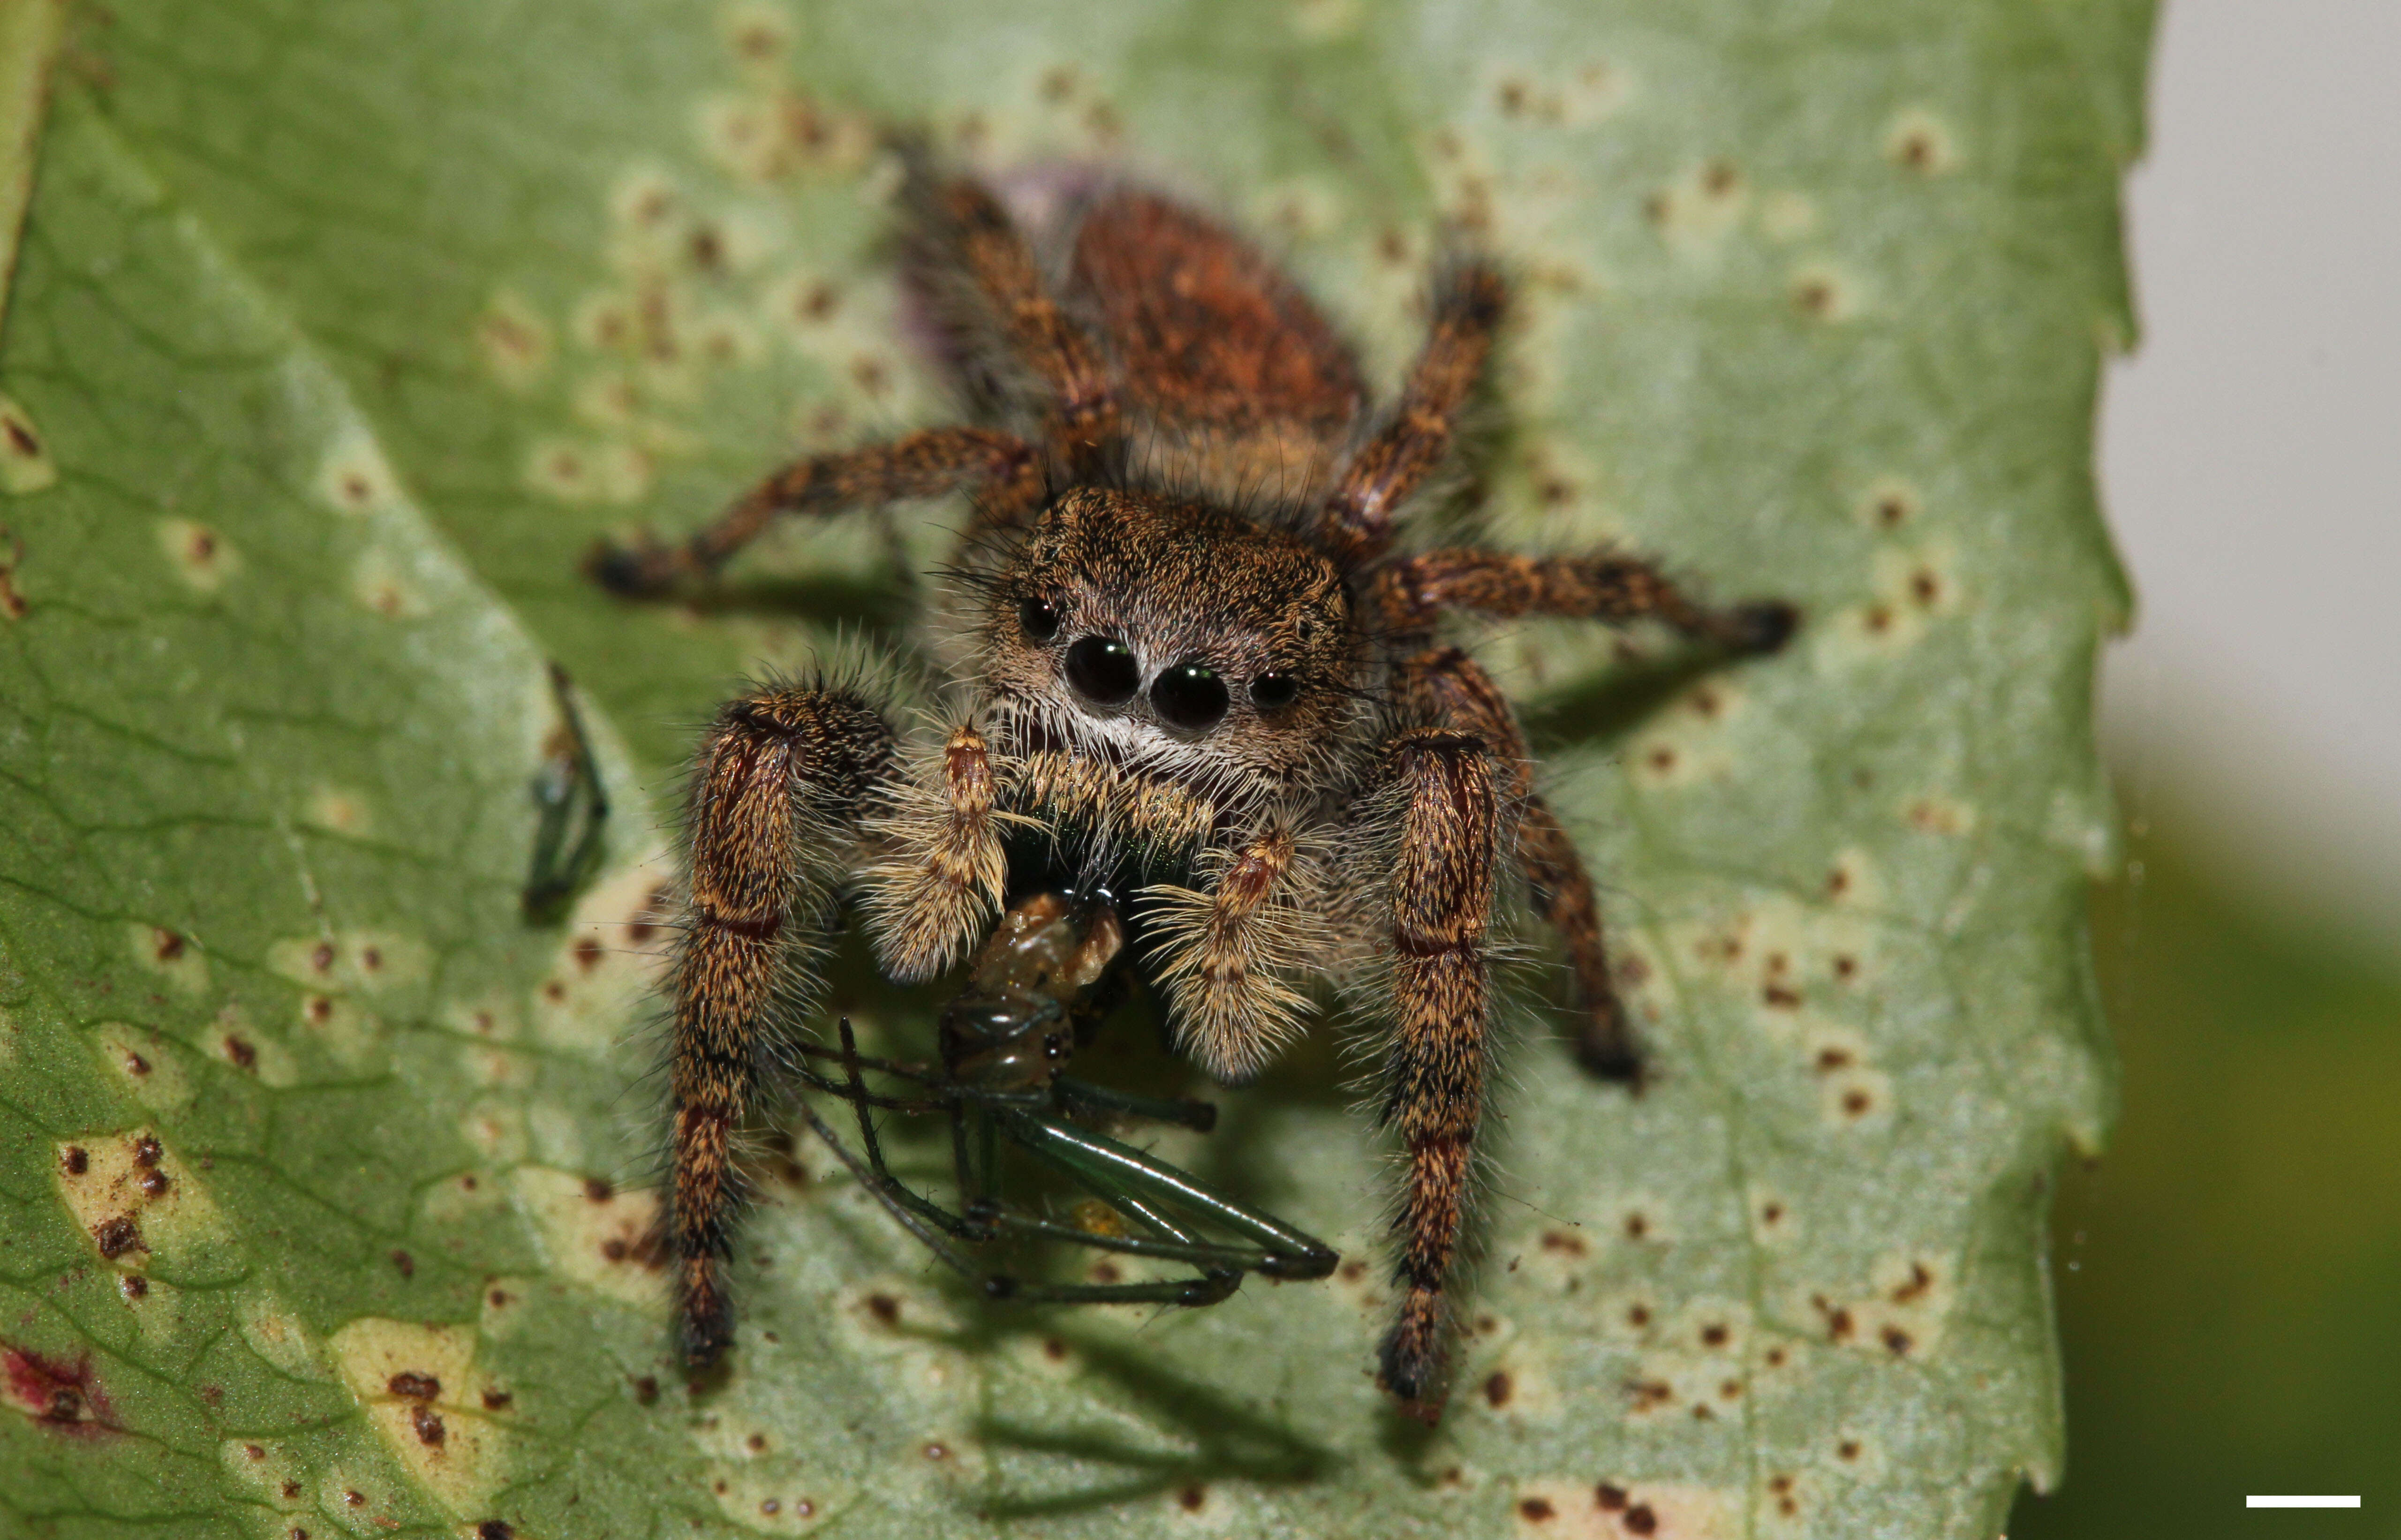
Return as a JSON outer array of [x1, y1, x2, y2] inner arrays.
[[1017, 596, 1061, 642], [1248, 672, 1300, 710]]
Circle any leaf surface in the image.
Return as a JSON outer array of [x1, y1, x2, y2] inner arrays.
[[0, 2, 2148, 1535]]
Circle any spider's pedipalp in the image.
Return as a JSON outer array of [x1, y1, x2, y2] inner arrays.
[[860, 723, 1012, 983], [1148, 824, 1333, 1083], [665, 683, 900, 1366]]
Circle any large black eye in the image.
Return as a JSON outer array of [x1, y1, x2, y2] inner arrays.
[[1017, 596, 1060, 641], [1248, 672, 1300, 711], [1064, 635, 1140, 705], [1151, 660, 1230, 732]]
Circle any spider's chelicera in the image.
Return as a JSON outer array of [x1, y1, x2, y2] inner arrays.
[[587, 150, 1794, 1417]]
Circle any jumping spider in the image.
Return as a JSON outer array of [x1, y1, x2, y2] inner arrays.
[[589, 151, 1794, 1415]]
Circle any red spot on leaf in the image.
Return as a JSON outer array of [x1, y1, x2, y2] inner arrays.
[[3, 1346, 118, 1437]]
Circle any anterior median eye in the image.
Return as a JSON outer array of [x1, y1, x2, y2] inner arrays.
[[1248, 671, 1299, 711], [1017, 596, 1061, 641], [1151, 660, 1230, 732], [1065, 635, 1140, 705]]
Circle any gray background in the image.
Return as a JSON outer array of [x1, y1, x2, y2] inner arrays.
[[2099, 0, 2401, 948]]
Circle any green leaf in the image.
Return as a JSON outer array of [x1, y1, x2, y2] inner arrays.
[[0, 2, 2148, 1536]]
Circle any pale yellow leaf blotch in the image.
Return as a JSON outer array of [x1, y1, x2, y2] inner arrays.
[[329, 1319, 512, 1516], [0, 393, 57, 493], [53, 1127, 223, 1274]]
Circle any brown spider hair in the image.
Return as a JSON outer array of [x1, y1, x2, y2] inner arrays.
[[590, 146, 1793, 1418]]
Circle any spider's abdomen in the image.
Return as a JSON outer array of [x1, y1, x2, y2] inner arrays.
[[1068, 192, 1366, 500]]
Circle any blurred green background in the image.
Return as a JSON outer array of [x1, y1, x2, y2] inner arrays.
[[2011, 808, 2401, 1538]]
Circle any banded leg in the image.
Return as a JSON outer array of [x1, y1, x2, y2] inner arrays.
[[1519, 799, 1640, 1080], [1315, 260, 1505, 566], [666, 686, 898, 1366], [1372, 727, 1502, 1418], [588, 426, 1042, 596], [1397, 645, 1641, 1080], [905, 161, 1123, 471], [860, 724, 1012, 983], [1370, 548, 1797, 653]]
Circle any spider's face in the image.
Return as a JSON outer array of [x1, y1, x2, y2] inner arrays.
[[981, 488, 1361, 780]]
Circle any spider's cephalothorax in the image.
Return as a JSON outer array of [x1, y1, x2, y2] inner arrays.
[[590, 151, 1793, 1418]]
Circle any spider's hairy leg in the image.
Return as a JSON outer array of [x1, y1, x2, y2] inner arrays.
[[1370, 548, 1798, 655], [1396, 644, 1641, 1081], [585, 426, 1043, 597], [1151, 825, 1325, 1085], [666, 685, 898, 1366], [906, 162, 1122, 472], [1369, 726, 1502, 1419], [860, 724, 1010, 983], [1517, 797, 1640, 1080], [1315, 259, 1505, 566]]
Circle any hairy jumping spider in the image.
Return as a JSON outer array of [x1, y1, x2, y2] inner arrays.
[[589, 151, 1794, 1416]]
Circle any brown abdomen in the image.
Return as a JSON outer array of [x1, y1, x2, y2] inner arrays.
[[1068, 192, 1365, 492]]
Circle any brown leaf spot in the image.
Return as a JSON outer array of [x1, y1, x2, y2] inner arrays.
[[94, 1215, 144, 1260], [1518, 1496, 1556, 1522], [386, 1371, 439, 1402]]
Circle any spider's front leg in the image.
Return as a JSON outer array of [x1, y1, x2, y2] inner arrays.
[[666, 684, 900, 1366], [1367, 726, 1503, 1418], [1396, 644, 1645, 1080]]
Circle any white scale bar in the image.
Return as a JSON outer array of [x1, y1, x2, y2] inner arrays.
[[2248, 1496, 2362, 1509]]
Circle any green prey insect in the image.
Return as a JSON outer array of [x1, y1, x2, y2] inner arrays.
[[521, 661, 610, 921], [792, 890, 1340, 1306]]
